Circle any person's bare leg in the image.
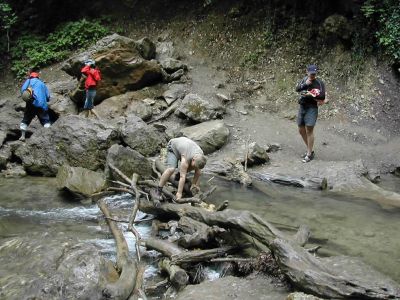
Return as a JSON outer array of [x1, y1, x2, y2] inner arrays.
[[298, 126, 308, 147], [91, 109, 100, 119], [305, 126, 314, 155], [159, 168, 175, 187]]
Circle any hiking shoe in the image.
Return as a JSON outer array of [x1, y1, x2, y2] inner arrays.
[[302, 152, 315, 163], [154, 187, 163, 201], [301, 151, 314, 159]]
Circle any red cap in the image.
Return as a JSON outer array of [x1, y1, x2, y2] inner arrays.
[[29, 72, 40, 78]]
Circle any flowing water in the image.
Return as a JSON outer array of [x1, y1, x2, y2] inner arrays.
[[0, 175, 399, 298]]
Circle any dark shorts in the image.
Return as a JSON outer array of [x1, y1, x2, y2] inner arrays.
[[297, 105, 318, 127], [22, 102, 50, 126]]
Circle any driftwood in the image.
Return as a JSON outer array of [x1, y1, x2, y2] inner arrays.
[[98, 199, 137, 299], [271, 238, 400, 299], [177, 216, 225, 248], [101, 164, 400, 300], [251, 171, 328, 190], [138, 201, 309, 248], [141, 237, 240, 265], [159, 258, 189, 290]]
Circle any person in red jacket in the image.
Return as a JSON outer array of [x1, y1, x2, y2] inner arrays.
[[81, 59, 101, 118]]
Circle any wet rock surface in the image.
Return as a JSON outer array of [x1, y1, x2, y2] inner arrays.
[[56, 164, 106, 197], [176, 274, 288, 300], [15, 115, 119, 176]]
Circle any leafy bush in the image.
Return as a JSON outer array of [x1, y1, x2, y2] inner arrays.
[[10, 19, 108, 78], [361, 0, 400, 63]]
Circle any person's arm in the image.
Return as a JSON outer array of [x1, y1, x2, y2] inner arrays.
[[176, 156, 189, 200], [190, 168, 201, 194], [295, 77, 309, 92], [191, 169, 201, 188], [20, 80, 29, 94], [315, 80, 325, 101], [45, 84, 50, 102], [92, 69, 101, 81], [81, 65, 91, 76]]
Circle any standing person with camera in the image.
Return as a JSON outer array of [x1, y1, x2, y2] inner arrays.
[[81, 59, 101, 118], [19, 68, 51, 141], [295, 64, 327, 163]]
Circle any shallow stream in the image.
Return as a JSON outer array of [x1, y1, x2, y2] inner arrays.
[[0, 175, 399, 298]]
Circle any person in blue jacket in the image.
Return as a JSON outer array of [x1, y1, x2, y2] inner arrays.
[[19, 68, 51, 141]]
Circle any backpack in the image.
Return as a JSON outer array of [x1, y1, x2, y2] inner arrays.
[[21, 79, 34, 103]]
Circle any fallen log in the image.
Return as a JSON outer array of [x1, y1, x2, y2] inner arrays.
[[159, 258, 189, 290], [271, 238, 400, 299], [98, 199, 137, 299], [177, 216, 225, 248], [141, 237, 241, 265], [138, 201, 310, 248]]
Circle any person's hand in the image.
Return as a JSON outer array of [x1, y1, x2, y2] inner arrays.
[[190, 185, 200, 195], [306, 78, 312, 85], [176, 192, 182, 200], [305, 91, 313, 97]]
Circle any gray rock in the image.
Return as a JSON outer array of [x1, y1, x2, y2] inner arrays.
[[175, 94, 225, 123], [176, 275, 287, 300], [159, 57, 187, 73], [1, 163, 27, 178], [287, 292, 323, 300], [95, 91, 153, 122], [163, 85, 187, 105], [135, 37, 156, 60], [0, 130, 6, 147], [47, 79, 77, 95], [156, 41, 176, 61], [243, 142, 270, 167], [0, 144, 12, 170], [180, 120, 229, 155], [15, 115, 119, 176], [125, 100, 153, 121], [56, 164, 106, 197], [48, 93, 78, 117], [204, 158, 252, 186], [121, 114, 166, 156], [105, 144, 152, 179], [267, 143, 282, 152], [62, 34, 163, 103]]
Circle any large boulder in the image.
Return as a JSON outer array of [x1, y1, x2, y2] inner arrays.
[[62, 34, 163, 104], [175, 94, 225, 123], [48, 93, 78, 117], [105, 144, 152, 179], [56, 164, 106, 197], [204, 158, 252, 186], [95, 90, 156, 121], [121, 114, 166, 156], [15, 115, 119, 176], [0, 234, 112, 300], [179, 120, 229, 155]]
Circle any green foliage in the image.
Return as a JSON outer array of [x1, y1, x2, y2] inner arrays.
[[361, 0, 400, 63], [0, 1, 17, 30], [10, 19, 108, 78], [0, 0, 17, 52]]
